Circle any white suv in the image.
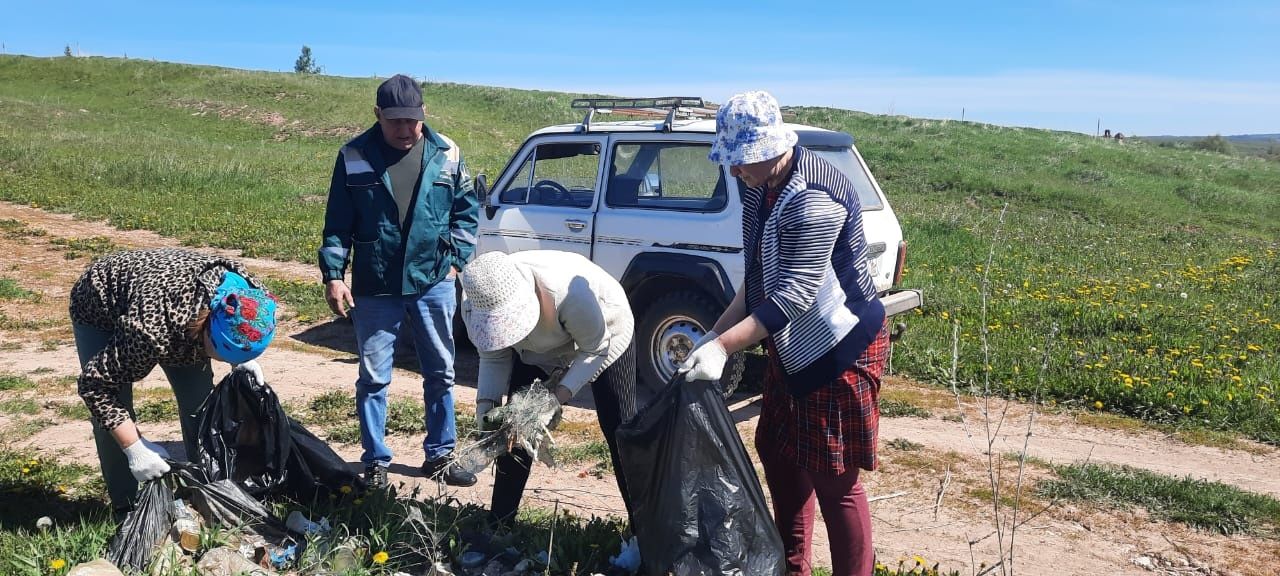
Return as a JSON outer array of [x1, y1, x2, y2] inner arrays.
[[472, 98, 921, 395]]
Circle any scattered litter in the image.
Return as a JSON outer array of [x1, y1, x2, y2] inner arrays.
[[460, 550, 488, 568], [455, 384, 561, 474], [66, 559, 124, 576], [196, 546, 273, 576], [149, 542, 191, 576], [284, 510, 330, 536], [608, 536, 641, 572]]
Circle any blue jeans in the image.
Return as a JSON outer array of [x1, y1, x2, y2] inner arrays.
[[352, 277, 457, 467], [73, 323, 214, 511]]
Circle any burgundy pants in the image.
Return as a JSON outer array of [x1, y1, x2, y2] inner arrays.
[[757, 436, 874, 576]]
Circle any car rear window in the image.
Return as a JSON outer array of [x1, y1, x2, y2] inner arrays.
[[808, 147, 884, 210]]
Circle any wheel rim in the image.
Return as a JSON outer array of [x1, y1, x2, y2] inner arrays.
[[651, 314, 706, 381]]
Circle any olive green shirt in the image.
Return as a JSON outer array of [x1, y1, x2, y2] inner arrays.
[[381, 136, 425, 226]]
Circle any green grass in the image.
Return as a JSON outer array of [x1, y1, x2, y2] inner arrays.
[[134, 398, 178, 422], [0, 398, 40, 416], [52, 401, 91, 421], [1, 55, 1278, 447], [262, 277, 329, 324], [880, 398, 933, 419], [0, 374, 37, 391], [0, 278, 37, 301], [1037, 463, 1280, 536], [555, 439, 613, 471], [48, 236, 121, 260]]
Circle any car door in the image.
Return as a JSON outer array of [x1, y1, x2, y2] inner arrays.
[[479, 135, 606, 258]]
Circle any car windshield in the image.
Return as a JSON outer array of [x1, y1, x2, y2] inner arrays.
[[808, 147, 884, 210]]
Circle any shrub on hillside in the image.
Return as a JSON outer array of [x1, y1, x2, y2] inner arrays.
[[1192, 134, 1234, 155]]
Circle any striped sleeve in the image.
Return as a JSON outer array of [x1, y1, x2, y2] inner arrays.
[[755, 189, 846, 334]]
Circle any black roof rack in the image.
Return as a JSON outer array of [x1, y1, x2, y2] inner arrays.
[[570, 96, 716, 133]]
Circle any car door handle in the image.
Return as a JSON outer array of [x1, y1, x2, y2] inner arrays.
[[565, 219, 587, 232]]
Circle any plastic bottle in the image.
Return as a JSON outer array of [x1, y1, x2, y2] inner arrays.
[[171, 498, 200, 552]]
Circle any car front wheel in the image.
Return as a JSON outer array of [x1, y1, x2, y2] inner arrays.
[[635, 290, 745, 399]]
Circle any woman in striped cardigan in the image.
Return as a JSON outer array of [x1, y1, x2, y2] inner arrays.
[[679, 91, 890, 576]]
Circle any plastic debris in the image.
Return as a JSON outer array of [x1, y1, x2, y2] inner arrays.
[[196, 547, 273, 576], [460, 550, 488, 568], [455, 383, 561, 474], [608, 535, 642, 572], [284, 510, 330, 536], [66, 559, 124, 576], [171, 498, 201, 552]]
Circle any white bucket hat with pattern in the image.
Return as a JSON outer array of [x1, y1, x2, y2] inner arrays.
[[708, 90, 798, 166], [460, 252, 539, 352]]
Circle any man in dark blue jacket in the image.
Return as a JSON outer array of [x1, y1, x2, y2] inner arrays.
[[319, 74, 479, 488]]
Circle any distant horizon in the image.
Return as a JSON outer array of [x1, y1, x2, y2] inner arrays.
[[3, 0, 1277, 136]]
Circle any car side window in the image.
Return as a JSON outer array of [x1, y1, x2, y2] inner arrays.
[[607, 143, 727, 212], [499, 142, 600, 208], [499, 156, 534, 204]]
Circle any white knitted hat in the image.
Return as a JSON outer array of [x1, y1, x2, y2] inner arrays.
[[460, 251, 539, 352]]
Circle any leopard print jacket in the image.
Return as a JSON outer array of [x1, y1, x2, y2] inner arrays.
[[70, 248, 261, 430]]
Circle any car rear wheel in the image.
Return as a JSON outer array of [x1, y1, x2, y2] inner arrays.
[[636, 290, 745, 399]]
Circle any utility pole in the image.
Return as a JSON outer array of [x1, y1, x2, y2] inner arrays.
[[1096, 118, 1101, 137], [961, 107, 965, 121]]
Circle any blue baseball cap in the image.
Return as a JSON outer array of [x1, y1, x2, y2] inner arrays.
[[208, 272, 277, 364]]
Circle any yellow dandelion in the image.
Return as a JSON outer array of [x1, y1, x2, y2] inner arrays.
[[371, 551, 389, 565], [914, 555, 927, 565], [28, 459, 38, 467], [353, 498, 364, 505], [21, 467, 29, 475], [1166, 391, 1175, 399], [50, 559, 66, 570], [1094, 401, 1104, 410], [339, 485, 353, 495]]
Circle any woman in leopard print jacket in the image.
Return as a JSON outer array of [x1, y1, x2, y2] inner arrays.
[[70, 248, 277, 514]]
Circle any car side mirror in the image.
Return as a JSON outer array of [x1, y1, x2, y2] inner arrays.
[[475, 174, 489, 205]]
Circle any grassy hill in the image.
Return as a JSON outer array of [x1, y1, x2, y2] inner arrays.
[[2, 55, 1278, 443]]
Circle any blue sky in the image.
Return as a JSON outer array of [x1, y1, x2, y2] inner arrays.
[[3, 0, 1277, 135]]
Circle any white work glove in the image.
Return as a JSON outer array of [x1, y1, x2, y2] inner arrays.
[[233, 360, 264, 384], [123, 437, 171, 482], [679, 338, 728, 382], [691, 330, 718, 352]]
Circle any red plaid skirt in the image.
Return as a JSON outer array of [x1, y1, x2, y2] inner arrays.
[[756, 321, 891, 475]]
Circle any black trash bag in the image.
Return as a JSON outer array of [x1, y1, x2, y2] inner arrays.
[[107, 474, 174, 573], [616, 378, 785, 576], [285, 418, 364, 500], [173, 462, 287, 539], [196, 368, 291, 496]]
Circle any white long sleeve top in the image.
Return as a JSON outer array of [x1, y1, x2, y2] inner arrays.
[[464, 251, 634, 404]]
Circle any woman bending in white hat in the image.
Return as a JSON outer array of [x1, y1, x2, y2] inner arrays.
[[460, 250, 638, 529]]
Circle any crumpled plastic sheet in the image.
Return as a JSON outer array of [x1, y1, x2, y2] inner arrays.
[[455, 383, 561, 475]]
